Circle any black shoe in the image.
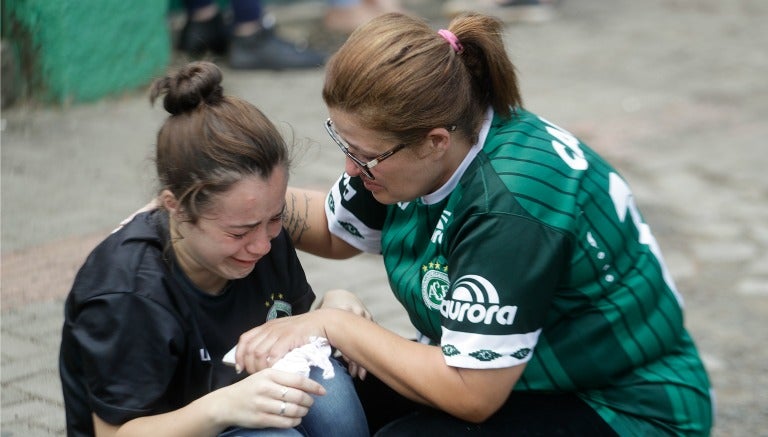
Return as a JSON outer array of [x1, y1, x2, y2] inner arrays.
[[228, 27, 326, 70], [178, 12, 229, 57]]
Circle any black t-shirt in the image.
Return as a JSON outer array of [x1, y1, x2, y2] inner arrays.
[[59, 211, 315, 436]]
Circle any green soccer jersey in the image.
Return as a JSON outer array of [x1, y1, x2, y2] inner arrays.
[[325, 108, 713, 435]]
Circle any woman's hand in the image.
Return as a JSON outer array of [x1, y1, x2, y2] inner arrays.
[[316, 289, 372, 320], [316, 289, 373, 379], [111, 199, 160, 233], [234, 311, 331, 375], [212, 368, 325, 430]]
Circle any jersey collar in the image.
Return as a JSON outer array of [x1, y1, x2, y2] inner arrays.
[[420, 107, 494, 205]]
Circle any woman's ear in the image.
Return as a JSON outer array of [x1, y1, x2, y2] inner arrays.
[[426, 127, 453, 160], [160, 190, 181, 216]]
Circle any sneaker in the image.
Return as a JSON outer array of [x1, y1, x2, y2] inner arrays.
[[178, 12, 229, 57], [228, 26, 326, 70], [443, 0, 556, 24]]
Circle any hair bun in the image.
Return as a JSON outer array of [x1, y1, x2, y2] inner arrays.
[[150, 61, 224, 115]]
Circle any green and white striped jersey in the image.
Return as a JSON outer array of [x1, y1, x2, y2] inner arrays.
[[325, 108, 712, 435]]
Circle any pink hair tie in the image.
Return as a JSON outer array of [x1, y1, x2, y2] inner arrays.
[[438, 29, 464, 54]]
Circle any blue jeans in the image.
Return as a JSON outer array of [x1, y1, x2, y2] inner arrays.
[[219, 357, 368, 437]]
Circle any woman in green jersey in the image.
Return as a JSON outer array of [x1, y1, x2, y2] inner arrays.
[[231, 13, 714, 436]]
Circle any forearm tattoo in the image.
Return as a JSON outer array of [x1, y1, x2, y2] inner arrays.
[[284, 191, 312, 244]]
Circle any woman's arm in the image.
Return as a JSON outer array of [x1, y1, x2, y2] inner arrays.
[[283, 187, 361, 259], [326, 311, 524, 422], [235, 309, 525, 423], [315, 288, 374, 379], [93, 396, 224, 437], [93, 369, 325, 437]]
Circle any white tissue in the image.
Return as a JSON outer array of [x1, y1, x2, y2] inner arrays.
[[271, 336, 335, 379], [221, 336, 335, 379]]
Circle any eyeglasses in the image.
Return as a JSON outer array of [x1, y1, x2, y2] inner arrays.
[[325, 118, 406, 180]]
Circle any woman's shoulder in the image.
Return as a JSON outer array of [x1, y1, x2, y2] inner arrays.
[[457, 110, 588, 233], [485, 109, 566, 159], [69, 211, 169, 303]]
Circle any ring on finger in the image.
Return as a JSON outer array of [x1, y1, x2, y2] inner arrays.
[[281, 387, 288, 399], [279, 401, 286, 416]]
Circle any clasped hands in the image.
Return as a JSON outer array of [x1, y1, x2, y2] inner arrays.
[[235, 289, 372, 379]]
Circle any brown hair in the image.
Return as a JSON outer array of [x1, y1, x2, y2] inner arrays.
[[149, 61, 289, 223], [322, 12, 522, 146]]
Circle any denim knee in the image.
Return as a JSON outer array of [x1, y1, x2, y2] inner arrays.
[[297, 357, 368, 437]]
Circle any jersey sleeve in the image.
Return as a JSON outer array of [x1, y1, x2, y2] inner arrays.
[[325, 173, 387, 254], [440, 212, 570, 369], [71, 292, 186, 425]]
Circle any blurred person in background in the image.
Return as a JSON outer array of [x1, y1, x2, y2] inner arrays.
[[443, 0, 558, 23], [178, 0, 400, 70], [324, 0, 402, 33]]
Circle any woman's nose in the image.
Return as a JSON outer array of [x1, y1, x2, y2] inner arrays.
[[345, 156, 363, 177], [245, 230, 271, 256]]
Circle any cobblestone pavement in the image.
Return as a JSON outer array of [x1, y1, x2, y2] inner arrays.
[[2, 0, 767, 435]]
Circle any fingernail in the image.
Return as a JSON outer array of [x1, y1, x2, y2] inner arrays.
[[235, 364, 243, 374]]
